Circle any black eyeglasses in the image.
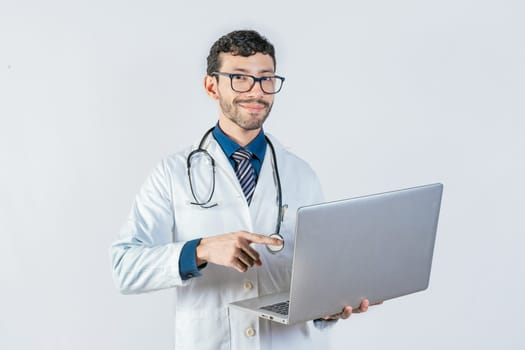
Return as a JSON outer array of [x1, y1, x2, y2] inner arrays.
[[211, 72, 285, 94]]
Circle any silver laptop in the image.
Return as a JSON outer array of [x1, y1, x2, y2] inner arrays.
[[229, 183, 443, 325]]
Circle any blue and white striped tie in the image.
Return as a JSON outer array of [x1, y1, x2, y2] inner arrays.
[[232, 149, 256, 205]]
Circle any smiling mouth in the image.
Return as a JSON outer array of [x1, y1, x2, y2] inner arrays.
[[237, 99, 269, 113], [239, 104, 266, 112]]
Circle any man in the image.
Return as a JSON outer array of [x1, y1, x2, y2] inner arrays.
[[111, 30, 372, 350]]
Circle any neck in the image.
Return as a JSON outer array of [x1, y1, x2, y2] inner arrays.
[[218, 118, 261, 147]]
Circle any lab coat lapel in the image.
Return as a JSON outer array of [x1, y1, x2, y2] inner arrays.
[[249, 147, 279, 235]]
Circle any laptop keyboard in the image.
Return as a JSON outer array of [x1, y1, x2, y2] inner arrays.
[[260, 300, 290, 316]]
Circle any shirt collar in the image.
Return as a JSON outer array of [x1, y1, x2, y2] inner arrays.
[[212, 123, 267, 161]]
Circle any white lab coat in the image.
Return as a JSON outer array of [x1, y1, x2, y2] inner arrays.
[[111, 133, 329, 350]]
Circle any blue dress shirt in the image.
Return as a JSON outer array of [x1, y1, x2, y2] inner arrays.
[[178, 125, 268, 280], [212, 124, 267, 179]]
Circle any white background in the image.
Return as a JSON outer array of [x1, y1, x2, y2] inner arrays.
[[1, 0, 524, 349]]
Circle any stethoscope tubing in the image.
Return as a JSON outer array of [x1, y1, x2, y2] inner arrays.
[[186, 127, 285, 253]]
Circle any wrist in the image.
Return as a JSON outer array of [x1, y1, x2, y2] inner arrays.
[[195, 238, 207, 266]]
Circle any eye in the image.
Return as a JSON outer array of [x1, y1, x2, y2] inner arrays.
[[232, 74, 248, 81]]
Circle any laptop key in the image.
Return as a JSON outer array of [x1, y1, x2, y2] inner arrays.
[[260, 301, 290, 316]]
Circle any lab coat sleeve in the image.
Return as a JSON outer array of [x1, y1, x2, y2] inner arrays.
[[110, 159, 189, 294]]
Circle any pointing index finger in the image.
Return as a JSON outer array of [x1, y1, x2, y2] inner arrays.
[[241, 232, 283, 246]]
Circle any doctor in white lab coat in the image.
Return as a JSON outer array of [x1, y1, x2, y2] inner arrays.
[[111, 29, 371, 350]]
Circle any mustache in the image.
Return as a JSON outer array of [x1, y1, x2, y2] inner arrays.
[[234, 98, 270, 108]]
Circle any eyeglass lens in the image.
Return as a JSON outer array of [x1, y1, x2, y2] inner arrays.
[[231, 75, 283, 94]]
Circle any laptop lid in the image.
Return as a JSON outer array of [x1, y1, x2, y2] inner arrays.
[[286, 183, 443, 324]]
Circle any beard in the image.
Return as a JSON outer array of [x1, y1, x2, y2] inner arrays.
[[219, 96, 273, 131]]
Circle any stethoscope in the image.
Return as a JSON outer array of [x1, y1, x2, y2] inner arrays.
[[187, 127, 287, 253]]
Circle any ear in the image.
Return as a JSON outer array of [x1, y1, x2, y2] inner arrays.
[[204, 75, 219, 100]]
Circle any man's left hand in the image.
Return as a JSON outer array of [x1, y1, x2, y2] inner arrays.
[[322, 299, 382, 320]]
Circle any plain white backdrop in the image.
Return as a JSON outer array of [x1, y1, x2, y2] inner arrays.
[[1, 0, 524, 349]]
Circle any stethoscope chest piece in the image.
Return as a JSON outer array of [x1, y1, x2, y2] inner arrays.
[[267, 233, 284, 253]]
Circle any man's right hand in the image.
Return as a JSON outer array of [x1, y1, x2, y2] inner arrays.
[[196, 231, 283, 272]]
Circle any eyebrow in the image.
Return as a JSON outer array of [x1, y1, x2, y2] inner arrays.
[[231, 68, 275, 74]]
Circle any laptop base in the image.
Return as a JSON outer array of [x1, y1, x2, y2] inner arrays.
[[229, 291, 290, 325]]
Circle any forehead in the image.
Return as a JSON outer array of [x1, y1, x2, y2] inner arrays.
[[218, 52, 275, 74]]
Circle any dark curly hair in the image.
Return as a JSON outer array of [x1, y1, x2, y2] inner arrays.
[[206, 30, 276, 75]]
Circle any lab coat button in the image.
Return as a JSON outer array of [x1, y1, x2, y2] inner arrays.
[[243, 281, 253, 290], [245, 327, 256, 337]]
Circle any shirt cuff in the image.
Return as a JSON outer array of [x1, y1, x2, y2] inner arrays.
[[179, 238, 206, 280], [313, 318, 338, 330]]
